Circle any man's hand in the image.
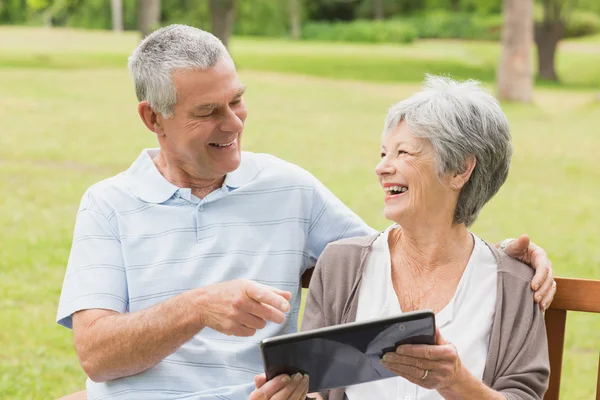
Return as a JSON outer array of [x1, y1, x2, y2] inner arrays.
[[250, 373, 313, 400], [499, 234, 556, 310], [195, 280, 292, 337]]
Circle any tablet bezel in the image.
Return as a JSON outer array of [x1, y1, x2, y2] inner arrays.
[[260, 309, 436, 386]]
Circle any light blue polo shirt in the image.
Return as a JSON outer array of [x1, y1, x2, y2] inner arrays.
[[57, 148, 374, 400]]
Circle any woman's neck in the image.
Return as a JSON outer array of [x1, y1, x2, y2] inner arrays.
[[388, 220, 474, 313], [389, 220, 473, 276]]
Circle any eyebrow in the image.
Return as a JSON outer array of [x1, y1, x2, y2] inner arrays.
[[192, 85, 247, 111]]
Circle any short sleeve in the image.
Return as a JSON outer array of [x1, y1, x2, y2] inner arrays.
[[306, 179, 374, 268], [56, 191, 128, 329]]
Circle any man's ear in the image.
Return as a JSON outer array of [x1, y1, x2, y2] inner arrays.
[[138, 101, 165, 137], [449, 155, 476, 190]]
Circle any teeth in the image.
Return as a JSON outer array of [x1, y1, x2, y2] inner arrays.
[[386, 185, 408, 193], [212, 140, 235, 147]]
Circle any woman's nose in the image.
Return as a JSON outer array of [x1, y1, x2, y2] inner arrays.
[[375, 158, 395, 177]]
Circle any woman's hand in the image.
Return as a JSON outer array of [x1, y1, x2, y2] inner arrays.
[[380, 329, 466, 392], [249, 373, 309, 400]]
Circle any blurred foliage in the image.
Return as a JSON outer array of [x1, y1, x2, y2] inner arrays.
[[561, 9, 600, 37], [303, 19, 417, 43], [409, 11, 503, 40], [0, 0, 598, 41]]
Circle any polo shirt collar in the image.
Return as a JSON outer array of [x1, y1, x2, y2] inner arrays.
[[126, 148, 261, 203], [126, 149, 179, 204], [224, 152, 260, 189]]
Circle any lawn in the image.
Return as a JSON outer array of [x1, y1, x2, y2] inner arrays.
[[0, 27, 598, 399]]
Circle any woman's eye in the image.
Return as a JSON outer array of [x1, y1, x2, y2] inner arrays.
[[398, 150, 408, 156], [380, 152, 386, 158]]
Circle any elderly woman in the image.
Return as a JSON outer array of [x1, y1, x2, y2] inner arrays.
[[251, 76, 550, 400]]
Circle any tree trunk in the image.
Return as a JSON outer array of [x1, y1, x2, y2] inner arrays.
[[209, 0, 237, 49], [534, 21, 563, 81], [111, 0, 123, 32], [497, 0, 534, 102], [373, 0, 384, 20], [289, 0, 301, 39], [139, 0, 161, 39], [534, 0, 565, 82]]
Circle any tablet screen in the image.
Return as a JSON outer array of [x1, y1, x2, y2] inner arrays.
[[261, 311, 435, 392]]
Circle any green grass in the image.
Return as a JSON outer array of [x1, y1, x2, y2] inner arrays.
[[1, 27, 599, 88], [0, 27, 599, 399]]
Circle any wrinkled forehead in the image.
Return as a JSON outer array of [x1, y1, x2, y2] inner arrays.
[[172, 58, 243, 103]]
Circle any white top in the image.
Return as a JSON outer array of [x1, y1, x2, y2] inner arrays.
[[346, 225, 498, 400]]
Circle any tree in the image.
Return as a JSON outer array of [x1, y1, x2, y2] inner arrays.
[[139, 0, 160, 39], [289, 0, 301, 39], [535, 0, 575, 82], [111, 0, 123, 32], [208, 0, 236, 49], [373, 0, 384, 20], [497, 0, 533, 102]]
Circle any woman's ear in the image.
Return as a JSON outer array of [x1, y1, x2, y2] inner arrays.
[[450, 155, 476, 190]]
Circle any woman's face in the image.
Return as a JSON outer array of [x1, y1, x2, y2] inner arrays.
[[375, 122, 459, 226]]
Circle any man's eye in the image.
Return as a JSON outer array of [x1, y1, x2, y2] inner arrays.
[[196, 112, 214, 118], [380, 152, 386, 158], [230, 99, 242, 106], [398, 150, 408, 156]]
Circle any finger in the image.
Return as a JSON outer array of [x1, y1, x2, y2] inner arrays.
[[435, 328, 448, 345], [382, 353, 438, 371], [534, 268, 553, 304], [381, 360, 423, 381], [229, 324, 256, 337], [272, 373, 305, 400], [288, 374, 309, 400], [503, 234, 530, 258], [540, 281, 557, 311], [271, 288, 293, 301], [255, 373, 267, 389], [396, 344, 455, 361], [531, 244, 552, 292], [396, 344, 456, 361], [245, 282, 290, 313], [257, 374, 292, 398], [237, 311, 268, 330], [243, 300, 287, 325]]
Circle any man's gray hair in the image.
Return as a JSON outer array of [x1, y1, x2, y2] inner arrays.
[[384, 75, 512, 227], [128, 24, 229, 117]]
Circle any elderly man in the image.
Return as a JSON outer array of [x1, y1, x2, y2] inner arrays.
[[57, 25, 555, 400]]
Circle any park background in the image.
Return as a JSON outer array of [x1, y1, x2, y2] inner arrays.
[[0, 0, 598, 399]]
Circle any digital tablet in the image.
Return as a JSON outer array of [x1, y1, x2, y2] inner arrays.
[[260, 310, 436, 392]]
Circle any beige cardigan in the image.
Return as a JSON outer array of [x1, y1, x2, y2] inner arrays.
[[301, 234, 550, 400]]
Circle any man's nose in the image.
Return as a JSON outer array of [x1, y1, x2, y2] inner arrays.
[[219, 107, 244, 133]]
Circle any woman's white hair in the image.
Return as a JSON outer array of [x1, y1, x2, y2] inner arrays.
[[384, 75, 512, 227], [128, 24, 229, 117]]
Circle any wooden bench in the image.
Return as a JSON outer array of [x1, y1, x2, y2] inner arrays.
[[544, 277, 600, 400]]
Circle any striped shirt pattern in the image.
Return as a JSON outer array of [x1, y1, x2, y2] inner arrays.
[[57, 149, 373, 400]]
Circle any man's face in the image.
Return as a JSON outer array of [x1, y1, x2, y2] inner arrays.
[[157, 57, 248, 179]]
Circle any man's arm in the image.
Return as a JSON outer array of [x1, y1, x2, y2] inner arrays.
[[73, 280, 291, 382], [73, 291, 201, 382], [497, 234, 556, 309]]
